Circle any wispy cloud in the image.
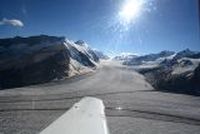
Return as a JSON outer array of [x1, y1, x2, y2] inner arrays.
[[0, 18, 24, 27]]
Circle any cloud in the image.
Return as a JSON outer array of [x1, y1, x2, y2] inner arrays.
[[0, 18, 24, 27]]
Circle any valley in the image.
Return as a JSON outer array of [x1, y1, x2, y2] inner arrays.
[[0, 61, 200, 134]]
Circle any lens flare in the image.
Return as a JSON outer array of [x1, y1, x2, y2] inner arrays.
[[119, 0, 146, 25]]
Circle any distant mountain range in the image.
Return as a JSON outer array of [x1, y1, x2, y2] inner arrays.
[[1, 35, 199, 95], [113, 49, 200, 95], [0, 35, 108, 89], [113, 53, 138, 61]]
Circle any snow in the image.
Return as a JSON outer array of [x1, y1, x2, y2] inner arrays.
[[63, 39, 100, 77], [68, 58, 95, 77], [133, 64, 159, 70], [1, 36, 100, 81], [64, 39, 98, 64], [172, 58, 200, 75], [180, 58, 200, 66], [118, 50, 200, 76], [156, 53, 176, 62]]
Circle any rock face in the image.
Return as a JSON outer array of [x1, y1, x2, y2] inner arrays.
[[174, 49, 200, 60], [118, 49, 200, 95], [191, 64, 200, 89], [93, 50, 109, 60], [140, 63, 200, 95], [74, 40, 100, 62], [0, 35, 102, 89]]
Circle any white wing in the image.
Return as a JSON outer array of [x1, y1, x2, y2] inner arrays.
[[40, 97, 109, 134]]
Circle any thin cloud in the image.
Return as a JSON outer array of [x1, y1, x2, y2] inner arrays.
[[0, 18, 24, 27]]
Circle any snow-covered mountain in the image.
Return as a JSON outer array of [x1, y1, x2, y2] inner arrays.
[[174, 48, 200, 60], [122, 51, 175, 66], [0, 35, 107, 89], [113, 53, 138, 61], [114, 49, 200, 95], [93, 49, 109, 60]]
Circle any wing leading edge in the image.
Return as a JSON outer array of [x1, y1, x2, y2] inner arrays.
[[40, 97, 109, 134]]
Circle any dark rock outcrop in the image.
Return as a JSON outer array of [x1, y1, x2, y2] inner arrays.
[[73, 40, 99, 62], [192, 64, 200, 90], [0, 35, 70, 89], [93, 50, 109, 60], [138, 62, 200, 96]]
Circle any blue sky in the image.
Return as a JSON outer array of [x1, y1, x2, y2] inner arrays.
[[0, 0, 199, 56]]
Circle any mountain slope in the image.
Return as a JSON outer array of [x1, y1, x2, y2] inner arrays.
[[0, 35, 102, 89], [116, 49, 200, 95], [93, 49, 109, 60], [123, 51, 175, 65], [113, 53, 138, 61]]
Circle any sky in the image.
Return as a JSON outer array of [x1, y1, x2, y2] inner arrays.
[[0, 0, 199, 56]]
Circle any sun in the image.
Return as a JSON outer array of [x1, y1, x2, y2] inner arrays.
[[119, 0, 145, 24]]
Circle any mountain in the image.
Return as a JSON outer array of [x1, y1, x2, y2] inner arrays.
[[192, 64, 200, 89], [174, 48, 200, 60], [115, 49, 200, 95], [93, 50, 109, 60], [0, 35, 103, 89], [74, 40, 99, 62], [123, 51, 175, 65], [113, 53, 138, 61], [73, 40, 109, 60]]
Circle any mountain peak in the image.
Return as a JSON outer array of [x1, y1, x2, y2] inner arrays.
[[159, 50, 175, 57], [175, 48, 198, 59]]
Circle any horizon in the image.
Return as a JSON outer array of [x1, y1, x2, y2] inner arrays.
[[0, 0, 200, 56], [0, 34, 198, 57]]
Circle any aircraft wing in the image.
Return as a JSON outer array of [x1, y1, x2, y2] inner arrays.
[[40, 97, 109, 134]]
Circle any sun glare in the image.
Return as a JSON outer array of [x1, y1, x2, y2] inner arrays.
[[119, 0, 145, 24]]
